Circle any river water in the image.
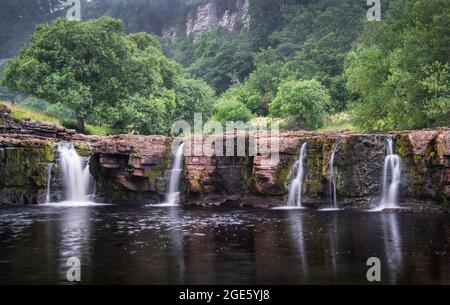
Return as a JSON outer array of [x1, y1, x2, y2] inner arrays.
[[0, 205, 448, 284]]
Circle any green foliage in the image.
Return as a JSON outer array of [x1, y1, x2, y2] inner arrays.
[[344, 0, 450, 130], [270, 79, 331, 130], [213, 93, 253, 124], [174, 77, 215, 124], [171, 27, 254, 93], [1, 17, 191, 135], [16, 96, 75, 120], [272, 0, 366, 112]]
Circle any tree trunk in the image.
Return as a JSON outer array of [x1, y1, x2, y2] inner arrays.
[[76, 110, 85, 134]]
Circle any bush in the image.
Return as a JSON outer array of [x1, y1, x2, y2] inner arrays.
[[213, 98, 253, 124], [269, 79, 330, 130]]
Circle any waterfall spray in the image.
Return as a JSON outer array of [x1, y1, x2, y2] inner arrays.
[[379, 138, 401, 208], [164, 143, 185, 206], [287, 143, 307, 207], [58, 143, 93, 202]]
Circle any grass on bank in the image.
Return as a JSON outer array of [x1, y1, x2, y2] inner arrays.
[[1, 101, 116, 136], [318, 112, 357, 132], [250, 113, 357, 133]]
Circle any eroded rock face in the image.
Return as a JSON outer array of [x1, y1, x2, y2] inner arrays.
[[90, 135, 172, 204], [0, 118, 96, 205], [0, 137, 54, 205], [1, 115, 449, 207], [181, 129, 450, 207], [185, 0, 250, 40], [396, 129, 450, 201]]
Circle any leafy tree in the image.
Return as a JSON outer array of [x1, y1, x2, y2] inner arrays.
[[213, 96, 253, 124], [1, 17, 180, 133], [171, 27, 254, 93], [269, 79, 330, 130], [173, 77, 215, 124], [274, 0, 366, 112], [345, 0, 450, 130]]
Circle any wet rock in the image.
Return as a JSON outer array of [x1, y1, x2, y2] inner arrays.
[[90, 135, 172, 204]]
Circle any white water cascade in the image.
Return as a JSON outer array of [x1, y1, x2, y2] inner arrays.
[[379, 138, 401, 209], [328, 139, 340, 209], [164, 143, 185, 206], [45, 163, 54, 203], [58, 143, 93, 202], [287, 143, 307, 208]]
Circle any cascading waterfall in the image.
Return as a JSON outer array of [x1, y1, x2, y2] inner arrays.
[[45, 163, 53, 203], [328, 138, 340, 209], [58, 143, 93, 202], [287, 143, 307, 207], [379, 138, 401, 208], [164, 143, 185, 206]]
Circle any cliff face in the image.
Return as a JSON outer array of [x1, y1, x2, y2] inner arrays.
[[88, 129, 450, 208], [1, 114, 449, 207], [163, 0, 250, 41]]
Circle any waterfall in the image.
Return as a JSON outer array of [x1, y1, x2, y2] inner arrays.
[[328, 139, 339, 209], [379, 138, 401, 208], [45, 163, 53, 203], [58, 143, 93, 202], [164, 143, 185, 206], [287, 143, 307, 207]]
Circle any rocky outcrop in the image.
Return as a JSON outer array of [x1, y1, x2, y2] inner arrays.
[[0, 136, 54, 204], [0, 117, 96, 205], [181, 130, 450, 208], [90, 135, 173, 204], [164, 0, 250, 41], [396, 129, 450, 202], [1, 114, 449, 207]]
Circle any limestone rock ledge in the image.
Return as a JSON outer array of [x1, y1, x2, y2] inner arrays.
[[0, 118, 97, 205], [1, 115, 449, 207], [181, 129, 450, 208], [90, 135, 172, 204]]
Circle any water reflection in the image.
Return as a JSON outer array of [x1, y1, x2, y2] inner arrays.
[[287, 212, 308, 278], [166, 206, 185, 284], [381, 213, 402, 284], [0, 206, 448, 284], [57, 207, 92, 281]]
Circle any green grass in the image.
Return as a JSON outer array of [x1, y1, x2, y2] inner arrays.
[[9, 103, 62, 126], [2, 101, 117, 136], [318, 112, 358, 132]]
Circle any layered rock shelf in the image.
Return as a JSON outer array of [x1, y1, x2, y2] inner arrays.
[[1, 116, 449, 207]]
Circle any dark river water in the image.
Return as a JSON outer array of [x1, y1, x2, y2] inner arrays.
[[0, 204, 449, 285]]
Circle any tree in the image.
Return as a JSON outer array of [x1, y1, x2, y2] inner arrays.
[[344, 0, 450, 130], [1, 17, 180, 133], [213, 97, 253, 124], [174, 77, 215, 124], [171, 27, 254, 94], [269, 79, 330, 130]]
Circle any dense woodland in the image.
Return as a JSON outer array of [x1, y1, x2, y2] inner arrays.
[[0, 0, 448, 134]]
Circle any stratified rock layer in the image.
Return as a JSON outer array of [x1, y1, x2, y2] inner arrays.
[[0, 118, 97, 205], [90, 135, 172, 204], [1, 115, 449, 207]]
